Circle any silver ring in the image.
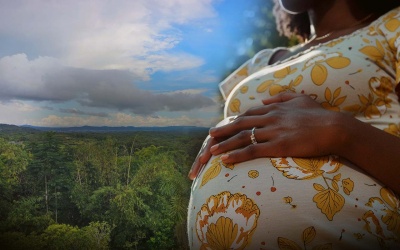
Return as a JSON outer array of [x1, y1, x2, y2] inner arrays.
[[250, 127, 257, 145], [229, 115, 238, 123]]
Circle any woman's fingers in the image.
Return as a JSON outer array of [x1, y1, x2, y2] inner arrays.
[[210, 127, 271, 156], [188, 136, 217, 180], [261, 92, 300, 105], [209, 94, 302, 139], [220, 142, 273, 164], [210, 114, 271, 138]]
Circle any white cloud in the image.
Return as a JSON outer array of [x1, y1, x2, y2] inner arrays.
[[0, 54, 62, 100], [0, 101, 43, 125], [0, 54, 215, 114], [0, 0, 223, 126], [0, 0, 217, 79]]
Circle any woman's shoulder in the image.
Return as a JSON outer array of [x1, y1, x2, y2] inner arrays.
[[380, 5, 400, 21], [250, 47, 289, 72], [372, 6, 400, 33], [219, 47, 288, 100]]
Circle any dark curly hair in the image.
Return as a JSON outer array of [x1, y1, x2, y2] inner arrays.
[[272, 0, 400, 41]]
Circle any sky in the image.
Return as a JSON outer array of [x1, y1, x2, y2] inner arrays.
[[0, 0, 267, 127]]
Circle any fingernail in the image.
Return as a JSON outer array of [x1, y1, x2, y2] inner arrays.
[[209, 127, 216, 134], [220, 154, 229, 161], [210, 144, 219, 152]]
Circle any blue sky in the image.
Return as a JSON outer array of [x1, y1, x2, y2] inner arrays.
[[0, 0, 270, 127]]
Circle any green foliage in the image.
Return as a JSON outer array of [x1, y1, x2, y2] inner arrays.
[[0, 221, 111, 250], [0, 129, 205, 249], [3, 196, 54, 234], [0, 231, 46, 250], [0, 138, 31, 190], [0, 138, 32, 228]]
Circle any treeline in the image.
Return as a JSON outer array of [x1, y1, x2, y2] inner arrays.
[[0, 129, 208, 249]]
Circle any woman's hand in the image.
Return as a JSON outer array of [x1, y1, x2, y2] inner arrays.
[[209, 92, 346, 164], [188, 116, 238, 180], [188, 135, 218, 180]]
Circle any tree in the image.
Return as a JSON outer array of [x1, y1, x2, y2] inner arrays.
[[0, 138, 31, 231], [25, 132, 76, 224]]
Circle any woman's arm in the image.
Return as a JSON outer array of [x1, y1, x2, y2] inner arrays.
[[336, 114, 400, 194], [206, 92, 400, 194]]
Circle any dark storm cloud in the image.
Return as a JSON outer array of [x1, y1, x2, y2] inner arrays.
[[59, 108, 109, 117], [39, 67, 215, 115]]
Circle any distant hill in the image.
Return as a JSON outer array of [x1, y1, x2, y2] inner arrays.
[[0, 124, 39, 133], [20, 125, 209, 133]]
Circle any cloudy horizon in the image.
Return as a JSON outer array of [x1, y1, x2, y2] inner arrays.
[[0, 0, 261, 127]]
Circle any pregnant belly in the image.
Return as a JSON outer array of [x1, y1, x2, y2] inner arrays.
[[187, 152, 400, 249]]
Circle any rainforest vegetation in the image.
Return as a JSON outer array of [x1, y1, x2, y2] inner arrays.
[[0, 125, 208, 249]]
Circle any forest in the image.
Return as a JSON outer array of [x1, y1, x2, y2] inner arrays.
[[0, 124, 208, 249]]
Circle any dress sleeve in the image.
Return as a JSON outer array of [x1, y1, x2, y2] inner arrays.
[[218, 57, 252, 101], [219, 47, 286, 100]]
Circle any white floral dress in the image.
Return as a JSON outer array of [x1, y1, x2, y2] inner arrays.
[[187, 7, 400, 250]]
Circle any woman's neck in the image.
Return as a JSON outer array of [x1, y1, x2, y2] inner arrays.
[[308, 0, 372, 39]]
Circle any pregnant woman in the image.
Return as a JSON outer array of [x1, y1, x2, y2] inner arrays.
[[187, 0, 400, 249]]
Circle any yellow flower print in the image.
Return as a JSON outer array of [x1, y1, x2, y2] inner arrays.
[[303, 53, 351, 86], [277, 226, 332, 250], [369, 76, 393, 96], [353, 233, 365, 240], [257, 69, 302, 96], [313, 183, 345, 221], [344, 93, 387, 119], [257, 79, 275, 93], [342, 178, 354, 195], [240, 86, 249, 94], [382, 10, 398, 22], [248, 170, 259, 179], [364, 187, 400, 241], [325, 38, 344, 47], [204, 217, 238, 249], [360, 94, 381, 118], [362, 38, 371, 44], [387, 34, 400, 52], [269, 75, 303, 96], [384, 123, 400, 137], [229, 98, 241, 113], [200, 157, 222, 188], [344, 75, 394, 118], [283, 196, 297, 208], [385, 18, 400, 32], [271, 156, 352, 221], [273, 66, 297, 79], [222, 160, 235, 170], [236, 66, 248, 77], [367, 26, 378, 36], [359, 40, 385, 62], [283, 196, 293, 204], [363, 93, 388, 118], [321, 87, 347, 112], [369, 77, 393, 106], [196, 191, 260, 250], [271, 156, 341, 180], [201, 156, 236, 188]]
